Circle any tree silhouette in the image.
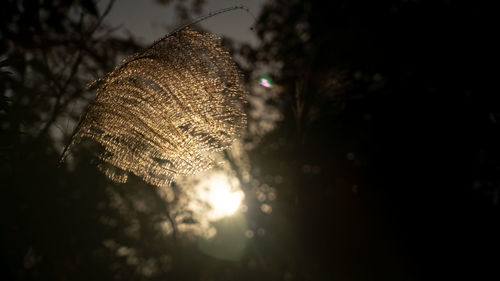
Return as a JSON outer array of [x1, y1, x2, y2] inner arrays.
[[241, 0, 500, 280]]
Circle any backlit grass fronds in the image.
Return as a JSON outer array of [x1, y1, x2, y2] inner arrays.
[[61, 28, 247, 187]]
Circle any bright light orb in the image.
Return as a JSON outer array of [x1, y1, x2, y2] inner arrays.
[[201, 173, 244, 220], [258, 75, 274, 88]]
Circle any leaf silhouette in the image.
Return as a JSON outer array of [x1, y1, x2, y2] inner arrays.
[[61, 28, 247, 187]]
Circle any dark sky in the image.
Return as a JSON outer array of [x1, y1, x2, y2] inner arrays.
[[98, 0, 264, 45]]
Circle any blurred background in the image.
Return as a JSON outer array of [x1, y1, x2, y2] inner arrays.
[[1, 0, 499, 280]]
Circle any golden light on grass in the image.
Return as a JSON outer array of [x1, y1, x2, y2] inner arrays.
[[60, 28, 247, 187]]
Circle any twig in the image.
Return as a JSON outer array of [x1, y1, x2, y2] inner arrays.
[[36, 0, 117, 141]]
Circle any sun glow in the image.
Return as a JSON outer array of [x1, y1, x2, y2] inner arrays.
[[198, 172, 244, 220]]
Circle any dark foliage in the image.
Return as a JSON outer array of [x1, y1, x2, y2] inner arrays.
[[243, 0, 500, 280]]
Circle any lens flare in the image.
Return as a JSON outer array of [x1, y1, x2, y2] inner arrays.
[[258, 75, 274, 88]]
